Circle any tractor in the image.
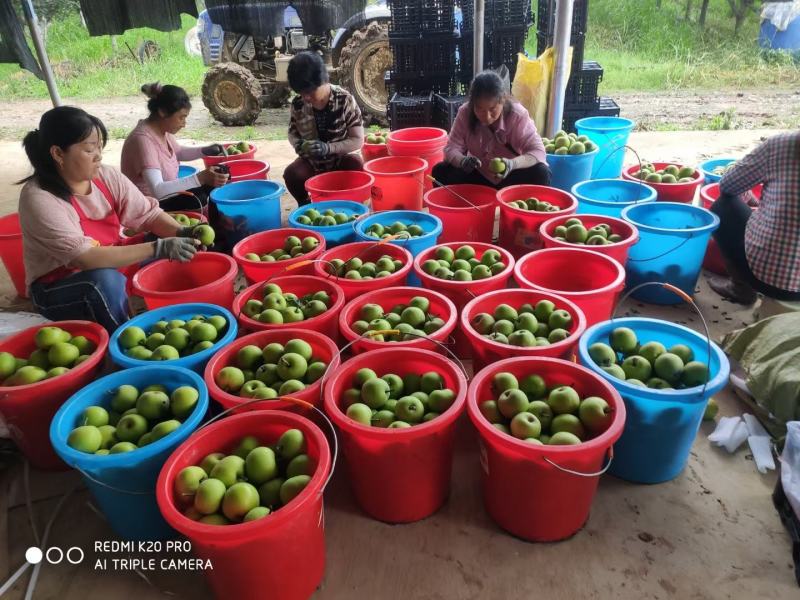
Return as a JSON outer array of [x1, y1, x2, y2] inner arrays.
[[196, 3, 392, 126]]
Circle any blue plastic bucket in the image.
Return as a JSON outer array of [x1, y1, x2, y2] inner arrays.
[[287, 199, 370, 246], [578, 316, 729, 483], [178, 164, 198, 178], [621, 202, 719, 304], [50, 366, 209, 540], [575, 117, 635, 179], [547, 147, 598, 192], [572, 179, 657, 218], [354, 210, 443, 285], [698, 157, 736, 184], [210, 180, 284, 247], [109, 303, 237, 373]]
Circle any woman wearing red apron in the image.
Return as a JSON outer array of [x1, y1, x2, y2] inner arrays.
[[18, 107, 199, 333]]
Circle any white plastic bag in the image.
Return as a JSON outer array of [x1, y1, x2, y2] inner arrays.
[[762, 1, 800, 32], [781, 421, 800, 519]]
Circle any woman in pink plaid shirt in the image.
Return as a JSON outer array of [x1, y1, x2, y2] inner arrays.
[[709, 131, 800, 305]]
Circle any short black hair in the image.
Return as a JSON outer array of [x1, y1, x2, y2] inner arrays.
[[287, 51, 329, 94], [18, 106, 108, 201], [467, 70, 512, 131], [141, 82, 192, 118]]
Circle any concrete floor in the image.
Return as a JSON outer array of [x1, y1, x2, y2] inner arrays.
[[0, 130, 796, 599]]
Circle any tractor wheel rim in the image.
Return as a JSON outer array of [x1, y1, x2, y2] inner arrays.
[[215, 81, 245, 114], [353, 40, 391, 114]]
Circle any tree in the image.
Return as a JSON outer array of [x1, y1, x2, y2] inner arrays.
[[726, 0, 757, 35], [685, 0, 694, 21], [33, 0, 80, 21], [699, 0, 710, 28]]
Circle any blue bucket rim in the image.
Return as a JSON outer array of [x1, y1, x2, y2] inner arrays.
[[210, 180, 285, 203], [575, 116, 635, 133], [578, 316, 730, 403], [354, 209, 443, 240], [288, 199, 369, 231], [545, 145, 599, 161], [572, 178, 658, 206], [108, 303, 237, 370], [621, 201, 720, 235], [50, 365, 209, 467], [698, 157, 736, 175]]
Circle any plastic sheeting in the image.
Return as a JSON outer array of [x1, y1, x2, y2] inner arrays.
[[78, 0, 198, 36], [205, 0, 367, 37], [0, 0, 42, 77], [762, 0, 800, 32]]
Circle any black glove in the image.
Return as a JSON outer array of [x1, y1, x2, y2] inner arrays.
[[294, 140, 308, 156], [202, 144, 224, 157], [308, 140, 330, 159], [460, 155, 482, 174], [154, 237, 198, 262]]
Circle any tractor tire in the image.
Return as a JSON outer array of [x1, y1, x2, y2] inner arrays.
[[338, 21, 390, 126], [202, 62, 262, 126]]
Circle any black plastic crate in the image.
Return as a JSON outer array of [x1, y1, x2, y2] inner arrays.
[[460, 0, 533, 32], [562, 97, 621, 132], [537, 0, 588, 38], [597, 96, 621, 117], [460, 25, 528, 82], [434, 94, 467, 131], [386, 72, 465, 96], [389, 33, 461, 76], [564, 60, 603, 108], [389, 0, 456, 34], [388, 92, 434, 129], [536, 29, 585, 72]]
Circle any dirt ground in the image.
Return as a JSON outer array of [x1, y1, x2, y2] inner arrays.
[[0, 123, 797, 599]]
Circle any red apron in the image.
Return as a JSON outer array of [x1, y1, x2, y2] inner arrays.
[[39, 178, 143, 290]]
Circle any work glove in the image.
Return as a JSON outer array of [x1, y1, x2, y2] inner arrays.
[[154, 237, 199, 263], [202, 144, 225, 156], [495, 157, 514, 180], [460, 155, 482, 174], [308, 140, 330, 159], [294, 140, 308, 156]]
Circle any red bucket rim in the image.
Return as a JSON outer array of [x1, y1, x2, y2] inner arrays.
[[132, 252, 237, 299], [423, 184, 497, 211], [466, 356, 626, 455], [622, 162, 704, 187], [363, 156, 428, 177], [313, 242, 414, 284], [232, 228, 327, 265], [387, 127, 447, 146], [460, 288, 587, 356], [156, 409, 331, 540], [496, 185, 578, 216], [539, 213, 639, 249], [304, 170, 374, 193], [412, 242, 515, 290], [323, 346, 468, 440], [514, 247, 626, 298]]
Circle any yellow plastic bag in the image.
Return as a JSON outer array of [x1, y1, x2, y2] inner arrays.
[[511, 47, 573, 134]]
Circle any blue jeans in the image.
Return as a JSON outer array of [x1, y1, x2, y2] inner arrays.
[[30, 269, 129, 334]]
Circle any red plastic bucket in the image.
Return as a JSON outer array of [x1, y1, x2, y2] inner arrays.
[[132, 252, 238, 310], [204, 328, 340, 411], [622, 162, 704, 203], [0, 213, 28, 298], [387, 127, 448, 193], [423, 184, 497, 244], [412, 242, 515, 357], [313, 242, 413, 301], [497, 185, 578, 258], [467, 356, 625, 541], [361, 142, 389, 162], [305, 170, 374, 203], [232, 275, 345, 339], [156, 410, 331, 600], [323, 347, 467, 523], [221, 158, 270, 182], [514, 247, 626, 327], [201, 143, 257, 168], [232, 228, 327, 285], [0, 320, 108, 469], [460, 288, 587, 372], [700, 182, 761, 275], [363, 156, 428, 211], [167, 210, 207, 224], [539, 213, 639, 266], [338, 286, 457, 354]]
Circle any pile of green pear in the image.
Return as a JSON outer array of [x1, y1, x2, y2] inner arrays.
[[118, 314, 229, 361], [471, 300, 574, 347], [66, 383, 200, 455], [365, 130, 387, 145], [215, 338, 328, 399], [326, 254, 404, 280], [213, 141, 250, 156], [712, 162, 735, 176], [244, 235, 320, 262], [420, 245, 506, 281], [242, 282, 332, 324], [0, 326, 96, 386], [588, 327, 710, 389], [295, 207, 358, 227], [170, 212, 204, 227], [505, 197, 559, 213], [542, 131, 597, 156], [363, 220, 425, 241], [479, 371, 612, 445], [632, 162, 696, 184], [350, 295, 445, 342], [343, 368, 457, 427], [175, 430, 312, 525], [550, 217, 624, 246]]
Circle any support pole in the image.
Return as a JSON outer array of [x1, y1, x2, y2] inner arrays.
[[473, 0, 484, 78], [546, 0, 573, 137], [21, 0, 61, 107]]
